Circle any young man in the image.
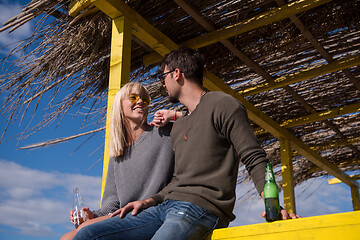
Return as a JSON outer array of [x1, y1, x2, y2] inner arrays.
[[74, 47, 298, 240]]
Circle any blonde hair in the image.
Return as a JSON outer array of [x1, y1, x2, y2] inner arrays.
[[110, 82, 150, 157]]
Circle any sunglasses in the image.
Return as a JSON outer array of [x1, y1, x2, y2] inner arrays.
[[157, 70, 175, 85], [128, 94, 151, 106]]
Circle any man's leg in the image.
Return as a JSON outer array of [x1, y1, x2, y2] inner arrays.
[[73, 205, 163, 240], [151, 200, 228, 240]]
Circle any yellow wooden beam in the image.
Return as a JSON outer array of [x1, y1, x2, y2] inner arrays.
[[207, 211, 360, 240], [240, 54, 360, 96], [280, 138, 296, 214], [351, 187, 360, 211], [328, 174, 360, 185], [90, 0, 358, 189], [101, 15, 132, 204], [311, 136, 360, 151], [254, 102, 360, 135], [308, 158, 360, 175], [68, 0, 95, 17], [280, 102, 360, 128], [92, 0, 178, 57], [143, 0, 333, 65]]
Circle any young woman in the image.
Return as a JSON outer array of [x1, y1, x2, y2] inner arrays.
[[60, 82, 174, 240]]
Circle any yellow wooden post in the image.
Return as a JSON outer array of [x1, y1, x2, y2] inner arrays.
[[351, 186, 360, 211], [280, 138, 296, 214], [101, 15, 132, 204]]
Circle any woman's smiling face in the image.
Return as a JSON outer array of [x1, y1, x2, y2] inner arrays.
[[122, 87, 149, 122]]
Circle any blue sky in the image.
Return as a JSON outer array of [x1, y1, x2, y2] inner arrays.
[[0, 0, 357, 239]]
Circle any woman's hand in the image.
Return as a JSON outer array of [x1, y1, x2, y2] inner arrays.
[[82, 207, 95, 220], [69, 207, 94, 225], [151, 110, 173, 127]]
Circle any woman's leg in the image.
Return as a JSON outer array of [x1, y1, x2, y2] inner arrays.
[[60, 215, 111, 240], [73, 206, 164, 240]]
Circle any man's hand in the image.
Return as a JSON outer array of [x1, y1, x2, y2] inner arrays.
[[260, 192, 300, 220], [110, 198, 156, 218], [261, 209, 301, 220]]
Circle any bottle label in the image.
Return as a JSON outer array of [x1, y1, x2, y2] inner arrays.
[[265, 171, 273, 181]]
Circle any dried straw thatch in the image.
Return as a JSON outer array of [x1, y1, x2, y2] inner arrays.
[[1, 0, 359, 190]]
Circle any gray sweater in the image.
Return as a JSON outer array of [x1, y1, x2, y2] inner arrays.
[[93, 123, 174, 217]]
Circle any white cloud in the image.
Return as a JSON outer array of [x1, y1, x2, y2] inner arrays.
[[0, 2, 33, 57], [0, 160, 102, 237]]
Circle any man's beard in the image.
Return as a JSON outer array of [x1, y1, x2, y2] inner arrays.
[[168, 96, 179, 103]]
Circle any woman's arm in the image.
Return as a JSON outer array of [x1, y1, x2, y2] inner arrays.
[[150, 110, 183, 127]]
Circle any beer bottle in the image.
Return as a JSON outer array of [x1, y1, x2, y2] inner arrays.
[[72, 187, 87, 229], [264, 163, 282, 222]]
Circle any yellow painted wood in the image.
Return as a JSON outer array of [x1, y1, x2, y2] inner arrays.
[[240, 54, 360, 96], [92, 0, 178, 57], [351, 187, 360, 211], [143, 0, 333, 65], [68, 0, 94, 17], [207, 211, 360, 240], [101, 16, 132, 204], [311, 136, 360, 151], [308, 158, 360, 175], [328, 174, 360, 185], [280, 138, 296, 214], [254, 102, 360, 135]]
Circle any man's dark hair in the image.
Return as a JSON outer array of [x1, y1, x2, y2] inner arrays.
[[160, 47, 204, 86]]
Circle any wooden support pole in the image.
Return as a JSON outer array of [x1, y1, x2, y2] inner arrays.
[[351, 186, 360, 211], [101, 15, 132, 203], [280, 138, 296, 214]]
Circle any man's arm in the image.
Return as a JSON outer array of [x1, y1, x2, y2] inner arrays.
[[216, 96, 300, 220], [216, 96, 268, 194]]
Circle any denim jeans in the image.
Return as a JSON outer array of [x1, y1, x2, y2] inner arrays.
[[74, 200, 228, 240]]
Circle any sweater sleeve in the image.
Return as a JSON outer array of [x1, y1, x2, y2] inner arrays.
[[92, 158, 120, 217], [216, 96, 268, 194]]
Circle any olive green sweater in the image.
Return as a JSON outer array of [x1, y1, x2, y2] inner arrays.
[[151, 91, 268, 223]]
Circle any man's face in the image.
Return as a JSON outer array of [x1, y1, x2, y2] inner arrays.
[[162, 65, 180, 103]]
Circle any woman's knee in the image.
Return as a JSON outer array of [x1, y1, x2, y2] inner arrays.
[[60, 229, 77, 240]]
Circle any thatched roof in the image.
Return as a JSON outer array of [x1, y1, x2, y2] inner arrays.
[[1, 0, 359, 189]]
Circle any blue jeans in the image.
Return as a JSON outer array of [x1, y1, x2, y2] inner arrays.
[[74, 200, 228, 240]]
